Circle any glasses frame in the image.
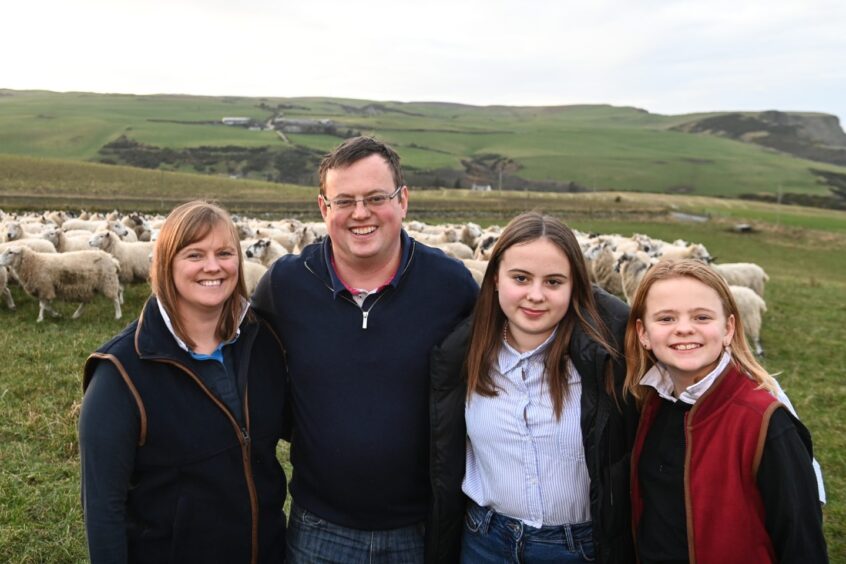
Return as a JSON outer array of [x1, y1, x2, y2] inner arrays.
[[322, 186, 403, 211]]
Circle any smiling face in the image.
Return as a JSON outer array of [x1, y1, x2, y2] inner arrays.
[[319, 153, 408, 272], [172, 222, 240, 321], [636, 275, 735, 389], [496, 237, 573, 352]]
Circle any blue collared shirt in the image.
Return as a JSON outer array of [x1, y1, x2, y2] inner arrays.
[[463, 330, 591, 528]]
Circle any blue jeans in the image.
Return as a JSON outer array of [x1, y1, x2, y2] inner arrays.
[[287, 502, 425, 564], [461, 501, 595, 563]]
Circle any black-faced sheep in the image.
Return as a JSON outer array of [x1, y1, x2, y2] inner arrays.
[[0, 246, 122, 322]]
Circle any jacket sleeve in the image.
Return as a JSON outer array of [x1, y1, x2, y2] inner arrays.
[[79, 360, 140, 563], [757, 408, 828, 563]]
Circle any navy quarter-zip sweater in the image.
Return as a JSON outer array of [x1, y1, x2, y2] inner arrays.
[[252, 231, 478, 531]]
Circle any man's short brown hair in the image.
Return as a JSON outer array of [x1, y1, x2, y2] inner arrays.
[[318, 136, 404, 196]]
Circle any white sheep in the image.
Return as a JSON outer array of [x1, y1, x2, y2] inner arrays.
[[88, 231, 153, 283], [656, 242, 713, 263], [460, 258, 488, 286], [730, 285, 768, 357], [243, 260, 268, 296], [244, 238, 288, 267], [0, 239, 57, 254], [0, 265, 15, 310], [714, 262, 769, 297], [0, 246, 122, 322], [433, 241, 475, 260]]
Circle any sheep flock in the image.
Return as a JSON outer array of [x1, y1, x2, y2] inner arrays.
[[1, 210, 770, 354]]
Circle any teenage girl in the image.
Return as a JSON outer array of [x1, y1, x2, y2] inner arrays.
[[624, 258, 827, 563], [461, 211, 637, 563]]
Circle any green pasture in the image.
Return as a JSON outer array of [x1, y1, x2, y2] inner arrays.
[[3, 90, 846, 199], [1, 190, 845, 561]]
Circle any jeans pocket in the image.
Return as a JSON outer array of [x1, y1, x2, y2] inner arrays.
[[293, 504, 325, 527], [578, 537, 596, 562], [464, 508, 484, 534]]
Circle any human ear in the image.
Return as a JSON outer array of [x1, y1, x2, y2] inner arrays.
[[724, 313, 736, 347], [318, 195, 329, 221], [636, 319, 651, 350]]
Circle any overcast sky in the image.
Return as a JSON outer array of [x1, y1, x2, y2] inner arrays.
[[4, 0, 844, 122]]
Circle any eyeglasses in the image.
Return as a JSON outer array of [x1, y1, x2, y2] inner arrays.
[[322, 186, 403, 211]]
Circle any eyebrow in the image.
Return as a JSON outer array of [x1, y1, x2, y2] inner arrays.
[[506, 268, 569, 278], [651, 307, 718, 316]]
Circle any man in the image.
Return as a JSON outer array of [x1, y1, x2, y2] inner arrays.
[[253, 137, 478, 563]]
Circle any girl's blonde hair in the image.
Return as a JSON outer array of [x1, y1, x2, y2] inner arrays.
[[623, 258, 775, 402]]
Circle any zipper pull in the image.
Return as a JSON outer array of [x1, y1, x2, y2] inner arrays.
[[241, 427, 251, 446], [362, 310, 369, 329]]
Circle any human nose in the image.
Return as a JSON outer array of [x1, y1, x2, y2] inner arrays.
[[350, 199, 372, 218], [202, 254, 221, 271], [526, 282, 544, 302], [674, 316, 694, 333]]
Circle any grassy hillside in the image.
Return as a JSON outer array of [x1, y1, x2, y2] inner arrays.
[[0, 199, 844, 562], [3, 89, 846, 199]]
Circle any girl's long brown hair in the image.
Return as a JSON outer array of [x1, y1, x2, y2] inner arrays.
[[623, 258, 775, 403], [150, 200, 250, 349], [465, 211, 618, 419]]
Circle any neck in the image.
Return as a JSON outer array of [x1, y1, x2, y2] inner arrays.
[[332, 246, 401, 290], [176, 305, 223, 355], [504, 321, 550, 353]]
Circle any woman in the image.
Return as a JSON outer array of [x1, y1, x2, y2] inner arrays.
[[79, 201, 288, 563], [460, 211, 637, 563], [624, 259, 827, 563]]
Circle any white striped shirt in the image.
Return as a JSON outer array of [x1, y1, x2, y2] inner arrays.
[[463, 331, 590, 528]]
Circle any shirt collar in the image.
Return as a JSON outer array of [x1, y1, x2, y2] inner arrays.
[[639, 350, 732, 405], [156, 296, 249, 357], [498, 327, 557, 374], [323, 230, 411, 298]]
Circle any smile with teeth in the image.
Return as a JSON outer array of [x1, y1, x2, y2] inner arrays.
[[350, 226, 377, 235], [198, 280, 223, 287], [671, 343, 701, 350]]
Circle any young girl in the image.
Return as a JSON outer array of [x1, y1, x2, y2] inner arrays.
[[461, 211, 637, 563], [624, 259, 827, 563]]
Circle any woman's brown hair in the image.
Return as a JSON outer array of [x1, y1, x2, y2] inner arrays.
[[465, 211, 618, 419], [150, 200, 250, 349], [623, 258, 775, 402]]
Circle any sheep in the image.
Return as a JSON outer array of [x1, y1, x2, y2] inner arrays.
[[474, 233, 500, 260], [0, 246, 122, 322], [617, 251, 656, 304], [591, 247, 624, 298], [433, 241, 475, 260], [730, 285, 768, 357], [88, 230, 153, 283], [242, 260, 268, 296], [244, 238, 288, 267], [713, 262, 769, 297], [656, 242, 713, 264], [254, 226, 302, 253], [121, 214, 153, 241], [0, 239, 57, 254], [0, 265, 15, 310], [43, 229, 92, 252], [461, 258, 489, 286]]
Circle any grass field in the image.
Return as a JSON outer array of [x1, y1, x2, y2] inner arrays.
[[3, 89, 846, 199], [0, 190, 844, 561]]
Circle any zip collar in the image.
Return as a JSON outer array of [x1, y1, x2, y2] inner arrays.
[[316, 230, 414, 299]]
